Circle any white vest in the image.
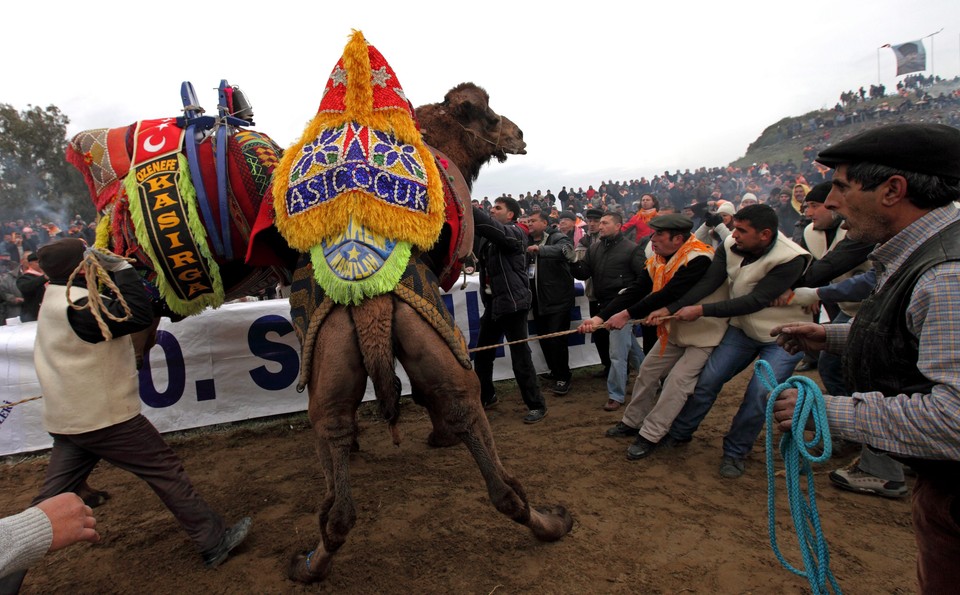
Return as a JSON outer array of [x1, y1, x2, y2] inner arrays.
[[802, 222, 871, 317], [647, 246, 729, 348], [724, 233, 811, 343], [34, 285, 141, 434]]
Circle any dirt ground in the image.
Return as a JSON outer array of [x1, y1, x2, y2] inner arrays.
[[1, 365, 917, 594]]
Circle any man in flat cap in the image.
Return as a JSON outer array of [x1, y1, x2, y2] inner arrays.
[[579, 215, 729, 460], [790, 182, 905, 498], [0, 239, 251, 592], [772, 123, 960, 592], [645, 204, 811, 479]]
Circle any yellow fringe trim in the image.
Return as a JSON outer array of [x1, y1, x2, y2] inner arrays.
[[94, 213, 112, 249], [272, 30, 444, 253], [123, 153, 225, 316]]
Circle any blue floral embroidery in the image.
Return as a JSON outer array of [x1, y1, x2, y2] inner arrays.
[[292, 125, 345, 181], [372, 130, 424, 179]]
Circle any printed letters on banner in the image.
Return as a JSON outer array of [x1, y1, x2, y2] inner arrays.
[[126, 118, 223, 314]]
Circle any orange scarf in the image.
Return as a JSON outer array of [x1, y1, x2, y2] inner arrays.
[[645, 236, 714, 354], [638, 208, 658, 223]]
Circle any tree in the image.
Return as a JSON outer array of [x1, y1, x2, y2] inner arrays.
[[0, 103, 94, 222]]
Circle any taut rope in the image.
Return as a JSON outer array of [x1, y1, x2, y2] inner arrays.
[[467, 318, 653, 353]]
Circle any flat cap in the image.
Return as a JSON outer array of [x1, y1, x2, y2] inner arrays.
[[649, 214, 694, 233], [816, 123, 960, 179], [37, 238, 85, 282], [558, 211, 577, 221], [803, 181, 833, 204], [584, 208, 605, 219]]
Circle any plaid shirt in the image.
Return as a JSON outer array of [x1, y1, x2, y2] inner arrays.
[[824, 204, 960, 460]]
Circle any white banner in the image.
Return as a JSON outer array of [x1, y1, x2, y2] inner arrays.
[[0, 276, 600, 455]]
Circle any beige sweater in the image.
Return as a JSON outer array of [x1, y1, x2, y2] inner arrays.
[[724, 233, 811, 343], [34, 285, 141, 434]]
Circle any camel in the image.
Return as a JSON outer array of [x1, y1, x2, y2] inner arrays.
[[284, 68, 572, 581]]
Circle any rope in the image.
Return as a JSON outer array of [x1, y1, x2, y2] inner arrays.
[[467, 318, 649, 353], [65, 249, 134, 341], [1, 396, 42, 409], [756, 359, 841, 595]]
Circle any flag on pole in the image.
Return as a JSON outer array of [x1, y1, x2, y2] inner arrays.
[[887, 40, 927, 76]]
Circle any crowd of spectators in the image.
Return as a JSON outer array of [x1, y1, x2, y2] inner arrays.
[[0, 215, 96, 324]]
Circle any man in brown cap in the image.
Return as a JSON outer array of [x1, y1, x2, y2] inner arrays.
[[579, 215, 729, 460], [0, 239, 250, 592], [772, 123, 960, 592]]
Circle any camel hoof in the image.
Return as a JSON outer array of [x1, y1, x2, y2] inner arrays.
[[426, 431, 460, 448], [529, 505, 574, 542], [287, 551, 329, 584]]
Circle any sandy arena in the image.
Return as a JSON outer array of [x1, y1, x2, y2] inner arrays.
[[0, 366, 916, 594]]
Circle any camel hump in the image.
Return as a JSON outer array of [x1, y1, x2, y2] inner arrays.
[[349, 296, 401, 436]]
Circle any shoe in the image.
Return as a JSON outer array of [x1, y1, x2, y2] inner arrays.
[[202, 517, 252, 568], [523, 409, 547, 424], [482, 395, 499, 410], [592, 367, 610, 379], [719, 456, 746, 479], [626, 435, 659, 460], [603, 399, 622, 412], [660, 435, 692, 448], [551, 379, 571, 396], [829, 464, 909, 498], [539, 372, 556, 381], [796, 360, 818, 372], [605, 421, 638, 438]]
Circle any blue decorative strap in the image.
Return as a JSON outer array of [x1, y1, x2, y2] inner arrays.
[[757, 359, 842, 595], [180, 81, 226, 258]]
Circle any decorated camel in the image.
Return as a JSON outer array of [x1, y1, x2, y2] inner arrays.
[[275, 32, 572, 583], [65, 31, 572, 583]]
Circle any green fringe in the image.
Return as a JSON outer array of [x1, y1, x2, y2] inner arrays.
[[310, 240, 411, 305], [123, 153, 225, 316]]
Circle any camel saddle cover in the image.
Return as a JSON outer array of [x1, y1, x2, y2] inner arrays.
[[290, 254, 471, 391]]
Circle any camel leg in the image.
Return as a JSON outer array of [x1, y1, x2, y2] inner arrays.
[[393, 301, 573, 541], [289, 306, 367, 584]]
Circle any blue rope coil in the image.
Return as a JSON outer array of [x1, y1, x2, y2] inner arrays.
[[756, 359, 842, 595]]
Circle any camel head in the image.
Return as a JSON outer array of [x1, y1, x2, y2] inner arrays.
[[442, 83, 526, 162]]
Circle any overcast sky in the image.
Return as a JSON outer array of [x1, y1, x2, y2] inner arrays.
[[3, 0, 958, 200]]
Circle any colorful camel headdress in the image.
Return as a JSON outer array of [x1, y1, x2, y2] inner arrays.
[[272, 30, 445, 305]]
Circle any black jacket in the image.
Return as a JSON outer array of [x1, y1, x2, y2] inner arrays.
[[473, 207, 532, 318], [16, 271, 47, 322], [570, 233, 645, 308], [529, 226, 574, 316]]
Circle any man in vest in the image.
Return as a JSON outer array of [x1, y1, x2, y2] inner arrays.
[[579, 215, 729, 460], [0, 239, 251, 593], [646, 204, 811, 478], [793, 182, 905, 498], [772, 123, 960, 592]]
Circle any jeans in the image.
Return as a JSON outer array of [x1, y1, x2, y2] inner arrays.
[[818, 312, 850, 396], [607, 323, 644, 403], [474, 308, 545, 411], [668, 326, 802, 459]]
